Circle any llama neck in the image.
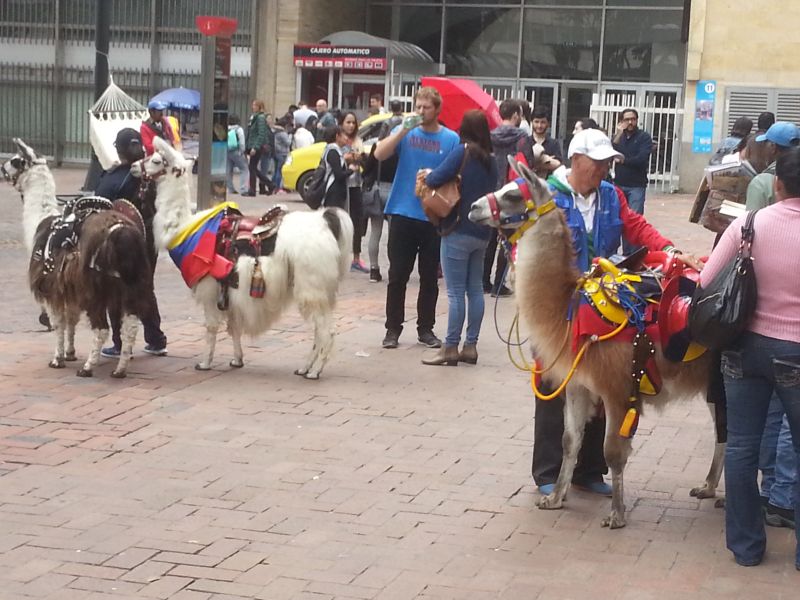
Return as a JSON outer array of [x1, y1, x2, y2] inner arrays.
[[514, 212, 580, 361], [20, 165, 59, 254], [153, 175, 193, 249]]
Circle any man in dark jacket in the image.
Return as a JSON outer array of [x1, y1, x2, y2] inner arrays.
[[612, 108, 652, 216], [485, 100, 536, 297], [96, 128, 168, 358]]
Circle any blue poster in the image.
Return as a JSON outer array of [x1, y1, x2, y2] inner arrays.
[[693, 80, 716, 153]]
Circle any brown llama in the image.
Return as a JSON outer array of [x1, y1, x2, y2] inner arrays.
[[4, 139, 155, 378], [469, 161, 714, 528]]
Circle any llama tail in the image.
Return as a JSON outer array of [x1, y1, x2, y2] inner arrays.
[[322, 207, 354, 279], [105, 224, 154, 290]]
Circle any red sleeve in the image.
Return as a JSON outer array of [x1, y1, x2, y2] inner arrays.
[[616, 185, 673, 251], [140, 122, 156, 156]]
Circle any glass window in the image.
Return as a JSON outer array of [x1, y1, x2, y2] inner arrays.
[[525, 1, 601, 5], [444, 7, 521, 77], [606, 1, 683, 6], [602, 9, 685, 83], [521, 8, 602, 80], [369, 4, 443, 62]]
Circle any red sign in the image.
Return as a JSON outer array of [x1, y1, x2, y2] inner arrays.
[[195, 16, 238, 37], [293, 44, 387, 72]]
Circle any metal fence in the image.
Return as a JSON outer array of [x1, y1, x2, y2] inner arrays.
[[0, 63, 252, 163]]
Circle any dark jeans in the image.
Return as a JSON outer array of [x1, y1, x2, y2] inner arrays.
[[110, 225, 166, 350], [483, 229, 508, 290], [532, 389, 608, 487], [619, 185, 646, 255], [248, 149, 274, 194], [349, 186, 365, 255], [385, 215, 440, 335], [721, 332, 800, 567]]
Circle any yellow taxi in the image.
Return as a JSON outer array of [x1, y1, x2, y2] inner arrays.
[[281, 112, 402, 199]]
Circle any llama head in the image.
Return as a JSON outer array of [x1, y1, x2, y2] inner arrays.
[[2, 138, 47, 186], [132, 137, 194, 181], [468, 156, 554, 229]]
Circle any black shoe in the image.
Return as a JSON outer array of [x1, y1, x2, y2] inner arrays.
[[483, 283, 492, 294], [242, 191, 256, 197], [765, 503, 795, 529], [491, 285, 512, 298], [417, 330, 442, 348], [369, 267, 382, 283], [382, 330, 400, 349]]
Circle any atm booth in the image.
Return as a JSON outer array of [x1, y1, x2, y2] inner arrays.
[[293, 30, 440, 119]]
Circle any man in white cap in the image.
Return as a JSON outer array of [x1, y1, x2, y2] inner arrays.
[[532, 128, 702, 497]]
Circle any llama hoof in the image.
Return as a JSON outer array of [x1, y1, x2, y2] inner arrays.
[[110, 370, 127, 379], [76, 368, 93, 378], [601, 513, 627, 529], [536, 494, 563, 510], [194, 363, 211, 371], [690, 485, 716, 499], [294, 368, 308, 377], [303, 372, 320, 380], [64, 351, 77, 362], [714, 498, 725, 509], [229, 358, 244, 368], [49, 358, 65, 369]]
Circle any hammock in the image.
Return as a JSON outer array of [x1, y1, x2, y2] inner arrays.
[[88, 77, 148, 170]]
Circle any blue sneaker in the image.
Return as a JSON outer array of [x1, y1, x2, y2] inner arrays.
[[538, 483, 555, 495], [573, 480, 613, 496], [100, 346, 120, 358], [350, 260, 369, 273], [143, 345, 168, 356]]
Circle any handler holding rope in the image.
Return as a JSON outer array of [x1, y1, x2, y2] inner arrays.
[[533, 129, 702, 496]]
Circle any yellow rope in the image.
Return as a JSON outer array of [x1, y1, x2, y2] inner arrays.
[[531, 317, 629, 400]]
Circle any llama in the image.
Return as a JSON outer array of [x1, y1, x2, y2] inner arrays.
[[469, 161, 715, 528], [135, 137, 353, 379], [3, 138, 154, 378]]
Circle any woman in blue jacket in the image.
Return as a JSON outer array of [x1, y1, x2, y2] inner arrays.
[[422, 110, 498, 366]]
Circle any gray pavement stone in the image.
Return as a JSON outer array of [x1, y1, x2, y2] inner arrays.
[[0, 166, 796, 600]]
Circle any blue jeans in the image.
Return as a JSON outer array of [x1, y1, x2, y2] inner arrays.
[[771, 415, 797, 510], [440, 232, 488, 347], [721, 332, 800, 567], [619, 185, 646, 255], [273, 155, 287, 190], [226, 151, 248, 193], [759, 394, 784, 498]]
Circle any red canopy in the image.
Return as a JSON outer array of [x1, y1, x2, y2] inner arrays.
[[421, 77, 502, 131]]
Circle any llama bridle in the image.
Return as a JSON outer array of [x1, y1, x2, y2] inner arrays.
[[485, 177, 557, 254], [132, 154, 186, 183]]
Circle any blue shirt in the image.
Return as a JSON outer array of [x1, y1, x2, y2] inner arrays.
[[384, 125, 460, 221]]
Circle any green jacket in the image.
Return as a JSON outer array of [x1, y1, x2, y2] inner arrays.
[[745, 162, 776, 210], [246, 111, 274, 153]]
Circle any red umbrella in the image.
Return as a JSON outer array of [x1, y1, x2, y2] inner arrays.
[[421, 77, 502, 131]]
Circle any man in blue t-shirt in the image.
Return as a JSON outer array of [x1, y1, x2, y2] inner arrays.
[[374, 87, 460, 350]]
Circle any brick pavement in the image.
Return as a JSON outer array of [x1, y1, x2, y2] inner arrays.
[[0, 168, 796, 599]]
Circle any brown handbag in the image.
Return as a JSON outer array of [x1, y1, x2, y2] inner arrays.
[[415, 144, 468, 225]]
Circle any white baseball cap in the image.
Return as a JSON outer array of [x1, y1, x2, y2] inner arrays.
[[568, 129, 623, 161]]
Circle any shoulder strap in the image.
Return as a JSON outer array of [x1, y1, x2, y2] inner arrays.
[[739, 209, 758, 258], [457, 143, 469, 175]]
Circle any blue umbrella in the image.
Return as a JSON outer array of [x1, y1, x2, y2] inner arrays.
[[149, 87, 200, 111]]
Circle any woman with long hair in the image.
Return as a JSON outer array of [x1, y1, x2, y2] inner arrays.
[[700, 145, 800, 568], [421, 109, 497, 366], [243, 99, 276, 196], [321, 125, 350, 210], [339, 111, 369, 273]]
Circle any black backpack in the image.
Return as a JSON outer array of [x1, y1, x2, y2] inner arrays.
[[303, 149, 329, 210]]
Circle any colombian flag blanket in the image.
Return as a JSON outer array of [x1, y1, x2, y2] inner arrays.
[[167, 201, 238, 287]]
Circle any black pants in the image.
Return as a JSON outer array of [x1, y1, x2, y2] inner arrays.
[[248, 149, 274, 194], [385, 215, 440, 334], [483, 229, 508, 289], [532, 388, 608, 486], [349, 186, 365, 255], [110, 224, 166, 350]]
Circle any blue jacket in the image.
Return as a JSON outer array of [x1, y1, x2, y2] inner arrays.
[[547, 177, 623, 272], [613, 128, 652, 187], [425, 143, 497, 240]]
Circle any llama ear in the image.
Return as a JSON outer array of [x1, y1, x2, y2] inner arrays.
[[14, 138, 37, 164], [153, 137, 178, 164], [527, 172, 554, 207], [514, 156, 537, 184]]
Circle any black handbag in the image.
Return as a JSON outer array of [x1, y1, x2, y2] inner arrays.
[[688, 210, 758, 349]]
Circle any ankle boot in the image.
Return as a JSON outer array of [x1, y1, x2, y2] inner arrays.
[[421, 345, 459, 366], [459, 343, 478, 364]]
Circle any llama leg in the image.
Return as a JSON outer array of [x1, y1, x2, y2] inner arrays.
[[64, 309, 79, 361], [77, 328, 109, 377], [301, 311, 334, 380], [111, 314, 138, 379], [195, 321, 220, 371], [538, 384, 595, 510], [601, 401, 633, 529], [229, 322, 244, 368], [48, 309, 66, 369], [691, 401, 726, 502]]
